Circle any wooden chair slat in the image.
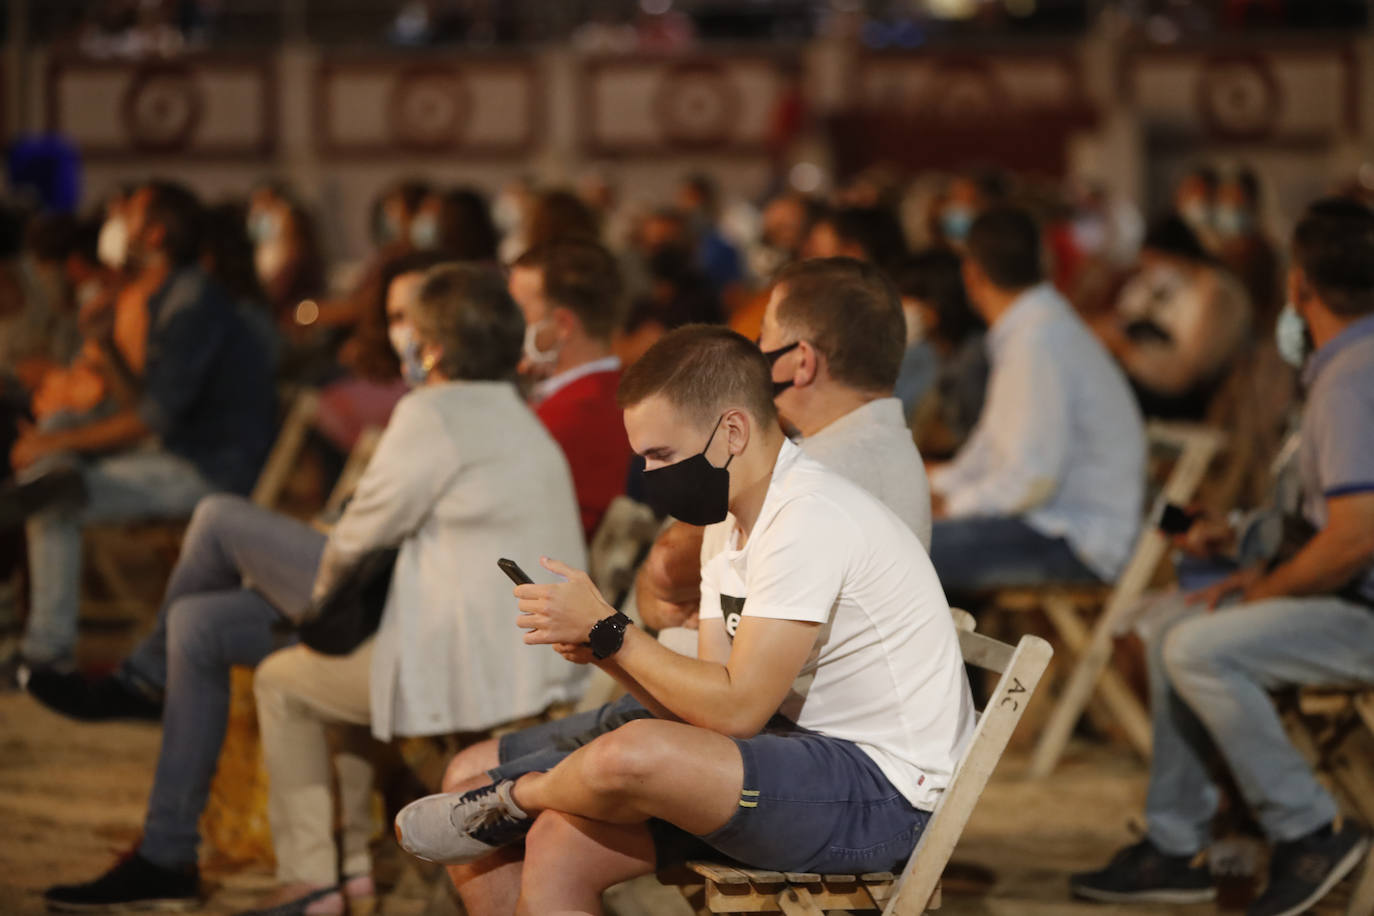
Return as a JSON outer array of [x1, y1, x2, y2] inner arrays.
[[782, 872, 821, 883], [688, 862, 754, 885]]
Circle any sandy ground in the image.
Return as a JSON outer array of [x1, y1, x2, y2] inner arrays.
[[0, 688, 1365, 915]]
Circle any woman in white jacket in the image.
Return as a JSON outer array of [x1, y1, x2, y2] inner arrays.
[[244, 263, 586, 915]]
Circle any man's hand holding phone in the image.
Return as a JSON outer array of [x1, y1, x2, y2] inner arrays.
[[503, 556, 616, 652]]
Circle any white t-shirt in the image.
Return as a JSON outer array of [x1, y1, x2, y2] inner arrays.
[[699, 439, 975, 810]]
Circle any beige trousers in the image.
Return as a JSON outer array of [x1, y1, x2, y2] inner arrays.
[[254, 639, 375, 886]]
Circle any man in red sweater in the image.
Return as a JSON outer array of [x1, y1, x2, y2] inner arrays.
[[510, 239, 632, 541]]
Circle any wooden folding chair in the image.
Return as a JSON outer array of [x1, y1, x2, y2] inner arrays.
[[1280, 687, 1374, 916], [660, 628, 1054, 915], [992, 421, 1225, 778], [250, 388, 321, 510], [587, 496, 661, 608], [320, 425, 383, 518]]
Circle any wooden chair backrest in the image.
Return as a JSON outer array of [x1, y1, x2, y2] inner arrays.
[[322, 425, 382, 517], [883, 631, 1054, 915], [250, 388, 320, 509], [587, 496, 661, 608]]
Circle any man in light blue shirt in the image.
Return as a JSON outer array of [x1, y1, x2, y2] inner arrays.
[[1072, 198, 1374, 916], [928, 207, 1146, 590]]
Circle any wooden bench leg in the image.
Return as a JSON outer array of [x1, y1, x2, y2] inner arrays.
[[777, 886, 826, 916]]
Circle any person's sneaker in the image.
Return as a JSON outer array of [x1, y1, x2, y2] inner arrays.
[[394, 779, 533, 865], [26, 669, 163, 722], [1248, 820, 1370, 916], [1070, 837, 1217, 904], [44, 852, 199, 912]]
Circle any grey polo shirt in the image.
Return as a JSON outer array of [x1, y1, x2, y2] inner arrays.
[[1299, 312, 1374, 601]]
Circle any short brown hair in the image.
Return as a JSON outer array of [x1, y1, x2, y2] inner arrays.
[[772, 257, 905, 392], [410, 263, 524, 382], [618, 325, 778, 428], [966, 206, 1043, 290], [512, 238, 623, 340]]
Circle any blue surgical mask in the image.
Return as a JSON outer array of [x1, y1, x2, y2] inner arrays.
[[941, 206, 974, 243], [1275, 302, 1310, 368], [247, 210, 280, 244], [400, 334, 430, 386], [410, 213, 439, 250], [1214, 206, 1250, 238]]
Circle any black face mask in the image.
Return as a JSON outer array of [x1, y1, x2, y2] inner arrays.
[[641, 415, 734, 525], [760, 340, 800, 397]]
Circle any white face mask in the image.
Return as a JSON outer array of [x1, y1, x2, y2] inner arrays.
[[1275, 301, 1310, 368], [97, 215, 129, 269], [1179, 199, 1213, 232], [410, 213, 439, 250], [388, 322, 412, 361], [523, 318, 561, 367], [493, 193, 523, 236]]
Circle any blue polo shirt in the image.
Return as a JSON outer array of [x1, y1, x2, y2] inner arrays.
[[1299, 312, 1374, 602], [139, 268, 276, 495]]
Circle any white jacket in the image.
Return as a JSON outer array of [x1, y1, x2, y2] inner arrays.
[[319, 381, 588, 740]]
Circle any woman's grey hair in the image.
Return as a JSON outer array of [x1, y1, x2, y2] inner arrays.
[[409, 262, 525, 382]]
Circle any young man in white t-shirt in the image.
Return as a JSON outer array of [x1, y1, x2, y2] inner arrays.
[[395, 326, 974, 913]]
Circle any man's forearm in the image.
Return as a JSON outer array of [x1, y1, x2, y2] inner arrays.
[[44, 408, 151, 456], [1248, 528, 1374, 602], [593, 656, 681, 722], [611, 627, 756, 736]]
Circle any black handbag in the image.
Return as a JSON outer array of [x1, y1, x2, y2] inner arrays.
[[298, 546, 399, 655]]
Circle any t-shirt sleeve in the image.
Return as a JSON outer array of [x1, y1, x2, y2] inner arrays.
[[741, 498, 846, 624], [1312, 382, 1374, 498]]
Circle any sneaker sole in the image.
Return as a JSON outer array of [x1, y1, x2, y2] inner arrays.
[[46, 899, 199, 913], [1261, 834, 1371, 916], [1071, 885, 1218, 905]]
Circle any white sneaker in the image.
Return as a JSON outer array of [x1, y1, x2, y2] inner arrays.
[[394, 779, 533, 865]]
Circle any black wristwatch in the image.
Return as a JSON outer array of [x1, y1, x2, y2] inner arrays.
[[587, 611, 632, 660]]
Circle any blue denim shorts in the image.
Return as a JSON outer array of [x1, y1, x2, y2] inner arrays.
[[493, 698, 929, 874], [651, 728, 931, 874], [490, 694, 653, 782]]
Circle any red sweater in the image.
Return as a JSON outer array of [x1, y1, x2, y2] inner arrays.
[[536, 369, 632, 542]]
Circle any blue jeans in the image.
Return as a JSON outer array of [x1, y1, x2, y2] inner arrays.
[[118, 494, 324, 869], [928, 516, 1100, 593], [21, 448, 213, 663], [1142, 593, 1374, 855]]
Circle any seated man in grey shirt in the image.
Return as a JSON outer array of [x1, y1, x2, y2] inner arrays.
[[1072, 198, 1374, 916], [436, 256, 934, 916]]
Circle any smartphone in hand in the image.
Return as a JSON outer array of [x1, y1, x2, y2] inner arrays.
[[1158, 503, 1199, 536], [498, 557, 534, 586]]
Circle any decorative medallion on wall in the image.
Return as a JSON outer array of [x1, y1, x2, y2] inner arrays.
[[47, 55, 275, 160], [315, 56, 538, 159]]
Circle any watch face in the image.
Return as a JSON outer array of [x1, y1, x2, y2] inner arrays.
[[590, 613, 628, 659]]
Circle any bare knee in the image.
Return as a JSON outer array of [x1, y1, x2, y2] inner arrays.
[[578, 719, 663, 797], [442, 738, 501, 793]]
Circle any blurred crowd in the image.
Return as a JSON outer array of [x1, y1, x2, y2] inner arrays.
[[2, 152, 1373, 915]]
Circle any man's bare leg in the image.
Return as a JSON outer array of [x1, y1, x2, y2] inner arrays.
[[517, 813, 657, 916], [442, 739, 523, 916]]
